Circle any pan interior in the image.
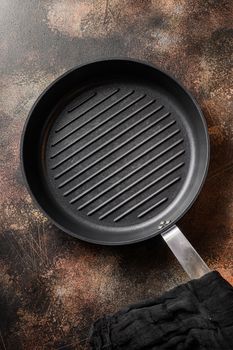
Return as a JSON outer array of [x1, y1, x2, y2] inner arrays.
[[22, 60, 209, 244]]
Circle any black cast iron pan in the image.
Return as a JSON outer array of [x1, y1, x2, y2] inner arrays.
[[21, 59, 210, 279]]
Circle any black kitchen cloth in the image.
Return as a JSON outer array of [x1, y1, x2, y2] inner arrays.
[[89, 271, 233, 350]]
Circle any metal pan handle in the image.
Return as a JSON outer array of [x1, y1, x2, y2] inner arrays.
[[162, 225, 210, 279]]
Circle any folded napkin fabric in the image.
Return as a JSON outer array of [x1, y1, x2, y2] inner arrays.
[[90, 271, 233, 350]]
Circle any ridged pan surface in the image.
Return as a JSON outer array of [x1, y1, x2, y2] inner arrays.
[[21, 59, 209, 244]]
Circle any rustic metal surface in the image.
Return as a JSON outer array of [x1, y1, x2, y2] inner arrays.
[[0, 1, 232, 349]]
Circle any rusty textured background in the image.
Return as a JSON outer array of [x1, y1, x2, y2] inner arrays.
[[0, 0, 232, 349]]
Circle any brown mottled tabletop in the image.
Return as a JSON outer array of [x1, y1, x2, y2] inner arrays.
[[0, 1, 233, 349]]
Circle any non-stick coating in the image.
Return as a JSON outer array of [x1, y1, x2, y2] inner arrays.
[[21, 59, 209, 244]]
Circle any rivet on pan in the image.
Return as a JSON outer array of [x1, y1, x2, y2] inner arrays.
[[158, 225, 163, 229], [160, 221, 165, 225], [165, 220, 171, 224]]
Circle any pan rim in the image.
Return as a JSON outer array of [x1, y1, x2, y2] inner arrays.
[[20, 57, 210, 245]]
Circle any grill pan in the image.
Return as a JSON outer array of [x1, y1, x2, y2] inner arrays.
[[21, 59, 210, 279]]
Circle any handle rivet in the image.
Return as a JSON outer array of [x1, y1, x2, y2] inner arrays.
[[158, 220, 171, 229]]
